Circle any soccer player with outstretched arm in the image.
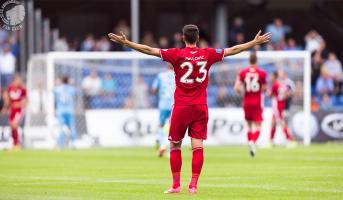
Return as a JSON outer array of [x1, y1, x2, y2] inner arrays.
[[234, 52, 267, 157], [108, 24, 271, 194]]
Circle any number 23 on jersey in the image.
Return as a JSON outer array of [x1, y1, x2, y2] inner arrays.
[[180, 61, 208, 84]]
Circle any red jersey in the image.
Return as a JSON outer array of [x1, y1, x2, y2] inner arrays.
[[160, 47, 224, 105], [271, 81, 287, 111], [239, 66, 267, 107], [8, 84, 27, 111]]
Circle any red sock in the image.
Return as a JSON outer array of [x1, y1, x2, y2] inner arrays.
[[170, 148, 182, 188], [270, 126, 276, 141], [189, 147, 203, 188], [253, 130, 260, 143], [283, 126, 293, 141], [12, 128, 19, 146], [247, 131, 254, 142]]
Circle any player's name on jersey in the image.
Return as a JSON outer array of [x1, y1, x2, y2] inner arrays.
[[185, 56, 205, 61]]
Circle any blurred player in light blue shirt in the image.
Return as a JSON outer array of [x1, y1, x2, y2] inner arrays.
[[54, 76, 77, 148], [152, 63, 175, 157]]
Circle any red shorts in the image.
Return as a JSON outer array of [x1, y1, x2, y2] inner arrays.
[[169, 105, 209, 142], [243, 105, 263, 122], [9, 109, 24, 123]]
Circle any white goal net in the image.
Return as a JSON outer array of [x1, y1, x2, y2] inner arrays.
[[26, 51, 311, 149]]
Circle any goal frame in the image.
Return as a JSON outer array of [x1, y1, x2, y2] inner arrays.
[[27, 51, 312, 146]]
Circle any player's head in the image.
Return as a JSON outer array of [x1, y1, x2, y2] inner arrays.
[[12, 74, 22, 87], [269, 71, 278, 82], [249, 52, 257, 65], [278, 69, 286, 80], [61, 75, 70, 84], [167, 62, 173, 70], [182, 24, 199, 45]]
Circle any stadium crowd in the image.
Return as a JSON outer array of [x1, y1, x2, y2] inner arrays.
[[0, 18, 342, 111]]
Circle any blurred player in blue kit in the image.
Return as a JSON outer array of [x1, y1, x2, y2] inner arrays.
[[54, 76, 77, 148], [152, 63, 175, 157]]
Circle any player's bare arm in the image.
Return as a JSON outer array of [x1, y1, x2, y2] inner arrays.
[[2, 91, 9, 111], [108, 32, 160, 57], [224, 30, 271, 57], [233, 77, 242, 93], [262, 84, 268, 92]]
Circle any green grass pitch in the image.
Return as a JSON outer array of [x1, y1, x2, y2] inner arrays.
[[0, 144, 342, 200]]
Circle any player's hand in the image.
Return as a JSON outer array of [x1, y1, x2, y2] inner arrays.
[[108, 32, 128, 45], [254, 30, 271, 45]]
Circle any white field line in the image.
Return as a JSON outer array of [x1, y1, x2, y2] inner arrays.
[[0, 175, 342, 194]]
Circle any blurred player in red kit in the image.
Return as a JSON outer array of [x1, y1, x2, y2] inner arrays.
[[108, 25, 271, 194], [3, 75, 27, 150], [269, 72, 295, 147], [234, 52, 267, 157]]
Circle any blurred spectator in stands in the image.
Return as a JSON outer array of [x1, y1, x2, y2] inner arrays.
[[0, 30, 9, 46], [333, 76, 342, 99], [81, 34, 95, 51], [265, 43, 274, 51], [234, 33, 245, 45], [305, 30, 323, 53], [199, 39, 209, 48], [321, 94, 333, 111], [253, 44, 261, 51], [318, 40, 329, 59], [266, 18, 291, 45], [69, 40, 80, 51], [114, 20, 130, 39], [95, 36, 111, 51], [124, 95, 133, 108], [82, 69, 101, 108], [229, 17, 245, 45], [158, 36, 169, 49], [0, 44, 15, 88], [173, 32, 183, 48], [216, 85, 230, 107], [133, 76, 149, 108], [311, 96, 320, 112], [101, 73, 117, 96], [9, 33, 19, 56], [316, 68, 334, 96], [284, 38, 301, 50], [113, 20, 131, 51], [275, 38, 287, 50], [323, 52, 342, 78], [311, 51, 324, 88], [141, 31, 157, 47], [53, 37, 69, 51], [323, 53, 343, 99]]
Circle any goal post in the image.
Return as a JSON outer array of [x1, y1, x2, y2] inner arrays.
[[26, 51, 311, 148]]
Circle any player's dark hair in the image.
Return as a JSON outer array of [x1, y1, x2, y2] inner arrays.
[[61, 76, 69, 84], [249, 52, 257, 64], [272, 71, 278, 78], [182, 24, 199, 44]]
